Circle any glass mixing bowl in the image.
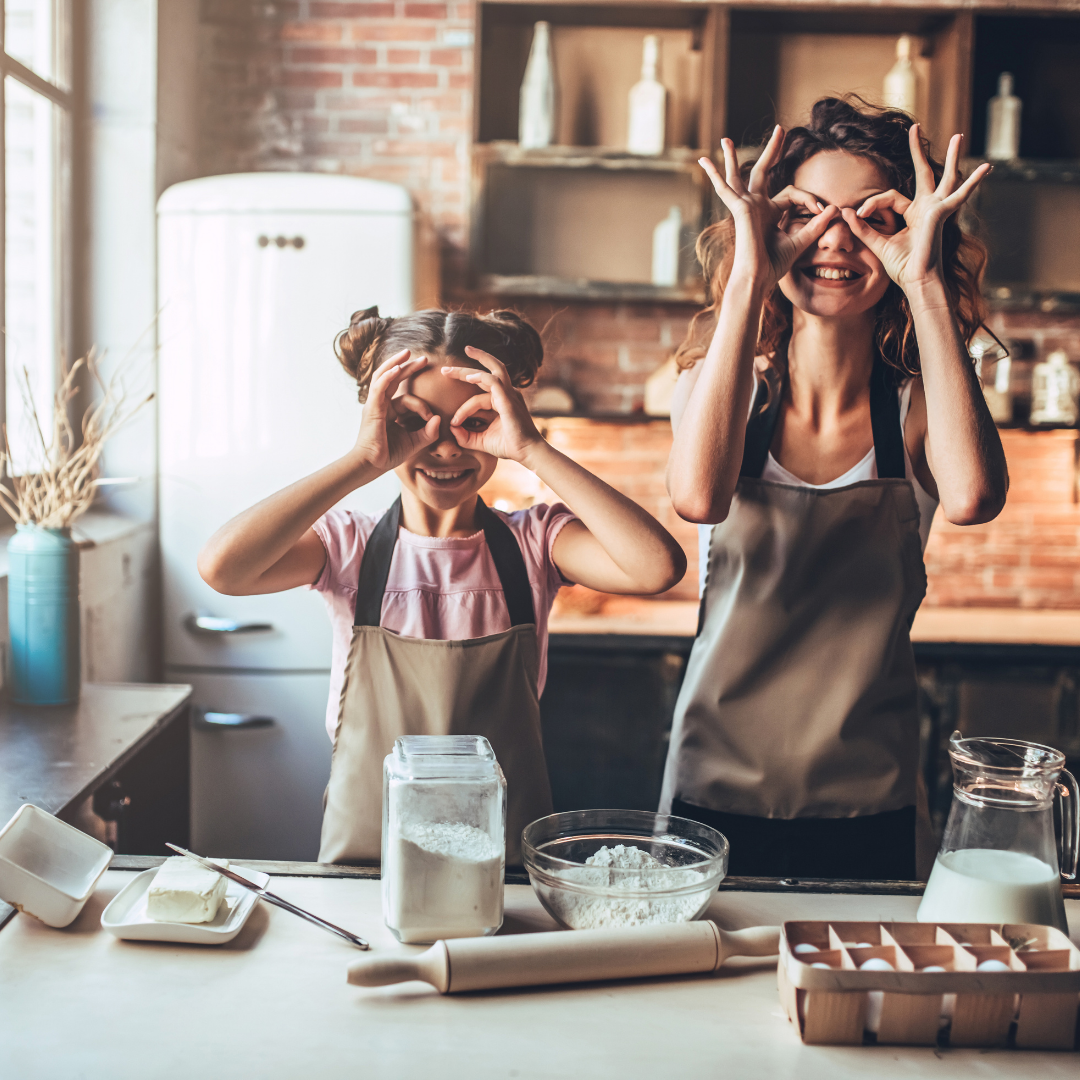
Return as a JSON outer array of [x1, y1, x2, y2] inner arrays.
[[521, 809, 729, 931]]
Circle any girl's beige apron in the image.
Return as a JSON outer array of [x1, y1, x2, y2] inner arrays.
[[318, 497, 553, 865], [660, 359, 932, 869]]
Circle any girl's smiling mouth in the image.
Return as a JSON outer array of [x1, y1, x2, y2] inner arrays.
[[417, 467, 475, 486]]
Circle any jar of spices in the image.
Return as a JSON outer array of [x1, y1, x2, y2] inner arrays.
[[382, 735, 506, 943]]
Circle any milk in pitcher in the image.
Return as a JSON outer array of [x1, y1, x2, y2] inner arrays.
[[917, 847, 1067, 930]]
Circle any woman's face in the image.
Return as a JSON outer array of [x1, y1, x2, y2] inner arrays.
[[779, 151, 900, 318], [391, 350, 498, 512]]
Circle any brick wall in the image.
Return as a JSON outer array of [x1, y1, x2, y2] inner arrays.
[[194, 3, 1080, 609]]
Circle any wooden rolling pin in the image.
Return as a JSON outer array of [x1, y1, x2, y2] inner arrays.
[[347, 921, 779, 994]]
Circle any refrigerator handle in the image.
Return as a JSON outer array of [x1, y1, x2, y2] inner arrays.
[[195, 710, 276, 730], [185, 615, 274, 635]]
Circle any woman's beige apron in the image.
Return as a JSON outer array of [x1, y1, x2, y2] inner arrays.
[[660, 358, 932, 866], [318, 496, 553, 865]]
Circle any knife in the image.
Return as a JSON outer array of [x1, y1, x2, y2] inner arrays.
[[165, 843, 369, 950]]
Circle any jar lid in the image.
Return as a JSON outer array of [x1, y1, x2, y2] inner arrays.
[[386, 735, 502, 781]]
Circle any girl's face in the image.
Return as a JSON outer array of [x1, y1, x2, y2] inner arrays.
[[779, 151, 900, 318], [392, 350, 498, 512]]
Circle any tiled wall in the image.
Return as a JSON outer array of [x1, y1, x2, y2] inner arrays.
[[195, 2, 1080, 609]]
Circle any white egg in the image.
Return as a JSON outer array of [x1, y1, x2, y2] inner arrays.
[[859, 958, 895, 972], [853, 942, 874, 949], [793, 943, 819, 955], [976, 959, 1011, 972], [811, 961, 832, 969], [920, 965, 946, 973]]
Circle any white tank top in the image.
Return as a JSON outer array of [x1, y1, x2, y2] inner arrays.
[[697, 380, 938, 595]]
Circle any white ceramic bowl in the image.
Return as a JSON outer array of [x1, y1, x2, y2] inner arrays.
[[0, 804, 113, 927]]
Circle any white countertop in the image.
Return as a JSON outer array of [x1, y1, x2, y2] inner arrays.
[[2, 871, 1076, 1078]]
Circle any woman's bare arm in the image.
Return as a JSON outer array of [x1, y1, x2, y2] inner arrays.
[[667, 130, 838, 524], [844, 127, 1007, 524]]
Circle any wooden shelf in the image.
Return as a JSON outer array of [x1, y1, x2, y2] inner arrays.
[[474, 142, 705, 172], [471, 2, 1080, 303], [476, 273, 704, 303], [974, 160, 1080, 185]]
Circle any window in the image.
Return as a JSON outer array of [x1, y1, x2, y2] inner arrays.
[[2, 0, 72, 473]]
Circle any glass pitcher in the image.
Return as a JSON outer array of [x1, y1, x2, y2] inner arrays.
[[917, 732, 1078, 932]]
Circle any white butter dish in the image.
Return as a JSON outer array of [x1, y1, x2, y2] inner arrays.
[[101, 864, 269, 944], [0, 804, 113, 928]]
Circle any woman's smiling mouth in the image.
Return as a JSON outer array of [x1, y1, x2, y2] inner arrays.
[[803, 264, 863, 283]]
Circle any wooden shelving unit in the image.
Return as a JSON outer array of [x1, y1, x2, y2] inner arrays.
[[470, 1, 1080, 305]]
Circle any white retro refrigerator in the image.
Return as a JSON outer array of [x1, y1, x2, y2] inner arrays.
[[158, 173, 432, 860]]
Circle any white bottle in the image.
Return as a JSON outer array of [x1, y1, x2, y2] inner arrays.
[[628, 35, 665, 156], [651, 206, 681, 287], [1030, 349, 1080, 427], [986, 72, 1021, 161], [883, 35, 918, 115], [519, 21, 556, 150]]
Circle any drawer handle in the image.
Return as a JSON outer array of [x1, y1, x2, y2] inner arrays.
[[197, 711, 275, 730], [185, 615, 274, 635]]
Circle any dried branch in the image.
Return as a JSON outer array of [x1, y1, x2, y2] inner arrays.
[[0, 350, 153, 529]]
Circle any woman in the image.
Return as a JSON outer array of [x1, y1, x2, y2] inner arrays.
[[660, 97, 1008, 880]]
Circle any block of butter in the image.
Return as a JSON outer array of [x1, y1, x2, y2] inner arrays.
[[147, 856, 229, 923]]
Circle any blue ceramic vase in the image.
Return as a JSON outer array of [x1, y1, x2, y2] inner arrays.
[[8, 525, 80, 704]]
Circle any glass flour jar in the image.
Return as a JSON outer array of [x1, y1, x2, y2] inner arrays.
[[381, 735, 506, 944]]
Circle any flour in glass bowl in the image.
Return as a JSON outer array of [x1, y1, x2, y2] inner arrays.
[[542, 844, 711, 929]]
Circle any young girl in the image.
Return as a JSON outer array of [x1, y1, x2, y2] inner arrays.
[[199, 307, 686, 864], [659, 98, 1009, 880]]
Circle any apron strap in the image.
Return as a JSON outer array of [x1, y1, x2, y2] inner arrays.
[[353, 496, 536, 628], [739, 351, 906, 480], [869, 357, 906, 480], [740, 370, 783, 479]]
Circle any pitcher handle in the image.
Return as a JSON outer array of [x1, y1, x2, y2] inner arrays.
[[1058, 768, 1079, 881]]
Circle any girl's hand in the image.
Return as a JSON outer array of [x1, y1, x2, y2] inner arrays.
[[351, 350, 441, 472], [443, 346, 544, 464], [842, 126, 991, 296], [701, 126, 837, 292]]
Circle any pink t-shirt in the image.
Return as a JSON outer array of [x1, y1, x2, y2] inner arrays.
[[310, 502, 576, 740]]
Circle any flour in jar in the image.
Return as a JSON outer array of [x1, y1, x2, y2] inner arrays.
[[385, 821, 504, 943], [543, 843, 710, 930]]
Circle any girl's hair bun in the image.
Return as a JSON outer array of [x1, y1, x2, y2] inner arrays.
[[335, 306, 395, 397], [333, 307, 544, 402]]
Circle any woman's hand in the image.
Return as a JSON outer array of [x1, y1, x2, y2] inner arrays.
[[842, 126, 990, 296], [351, 350, 441, 472], [442, 346, 544, 463], [701, 126, 837, 292]]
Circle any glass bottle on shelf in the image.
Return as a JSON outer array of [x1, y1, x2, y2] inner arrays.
[[519, 21, 556, 150], [1029, 349, 1079, 427], [628, 35, 665, 156], [651, 206, 682, 287], [882, 35, 918, 115], [986, 72, 1022, 161]]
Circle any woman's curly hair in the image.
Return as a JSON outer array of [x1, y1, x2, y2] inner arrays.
[[335, 307, 544, 403], [675, 95, 989, 379]]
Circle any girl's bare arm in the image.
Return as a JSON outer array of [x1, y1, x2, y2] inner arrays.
[[198, 353, 438, 595]]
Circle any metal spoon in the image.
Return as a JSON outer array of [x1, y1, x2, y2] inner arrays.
[[165, 843, 369, 949]]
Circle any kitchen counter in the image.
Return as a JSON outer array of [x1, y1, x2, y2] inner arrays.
[[550, 600, 1080, 651], [0, 683, 193, 928], [1, 864, 1075, 1079]]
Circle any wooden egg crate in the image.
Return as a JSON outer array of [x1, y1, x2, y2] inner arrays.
[[778, 921, 1080, 1050]]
